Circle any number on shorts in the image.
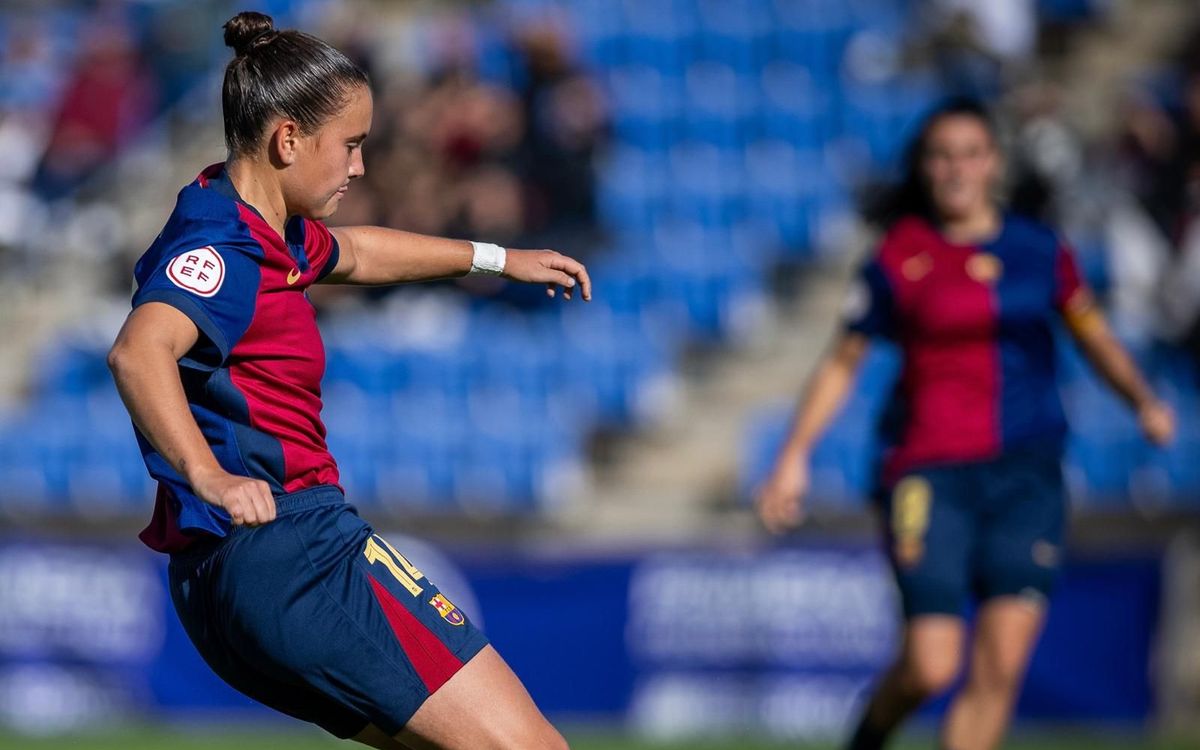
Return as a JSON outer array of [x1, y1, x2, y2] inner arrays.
[[891, 477, 931, 540], [891, 476, 932, 567], [363, 534, 425, 597]]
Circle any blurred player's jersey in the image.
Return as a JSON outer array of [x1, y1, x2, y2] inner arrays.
[[129, 164, 341, 552], [844, 214, 1089, 485]]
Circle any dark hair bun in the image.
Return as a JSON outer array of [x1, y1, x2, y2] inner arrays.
[[223, 11, 276, 57]]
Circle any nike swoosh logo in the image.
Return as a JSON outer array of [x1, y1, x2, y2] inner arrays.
[[287, 268, 301, 285]]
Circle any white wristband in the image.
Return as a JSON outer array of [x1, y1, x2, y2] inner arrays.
[[469, 241, 507, 276]]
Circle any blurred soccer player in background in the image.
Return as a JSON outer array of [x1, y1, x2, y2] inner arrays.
[[107, 12, 588, 750], [756, 99, 1175, 750]]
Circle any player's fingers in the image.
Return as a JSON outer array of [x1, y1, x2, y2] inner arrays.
[[545, 255, 592, 301], [577, 264, 592, 301], [257, 482, 277, 523], [239, 489, 261, 526], [768, 493, 800, 534], [546, 283, 556, 298], [756, 490, 787, 534], [227, 499, 246, 526], [542, 269, 577, 290], [249, 485, 274, 526]]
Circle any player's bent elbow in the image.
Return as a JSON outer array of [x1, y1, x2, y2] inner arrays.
[[106, 341, 132, 380]]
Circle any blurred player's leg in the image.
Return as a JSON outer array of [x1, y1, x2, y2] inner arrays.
[[940, 598, 1044, 750], [846, 615, 964, 750], [392, 645, 568, 750]]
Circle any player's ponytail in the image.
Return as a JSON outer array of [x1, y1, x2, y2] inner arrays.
[[220, 11, 368, 156]]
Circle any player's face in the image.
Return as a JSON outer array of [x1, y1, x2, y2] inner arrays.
[[288, 84, 373, 220], [920, 115, 999, 222]]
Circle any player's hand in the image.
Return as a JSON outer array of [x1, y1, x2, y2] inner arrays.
[[191, 467, 277, 526], [502, 249, 592, 301], [1138, 399, 1175, 447], [755, 455, 809, 534]]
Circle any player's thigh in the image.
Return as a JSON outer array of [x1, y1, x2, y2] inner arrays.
[[975, 450, 1066, 606], [395, 645, 567, 750], [883, 467, 975, 618], [967, 597, 1045, 690], [169, 546, 371, 741], [186, 498, 491, 739], [898, 614, 966, 694]]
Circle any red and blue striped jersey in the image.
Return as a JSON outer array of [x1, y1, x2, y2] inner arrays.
[[130, 164, 342, 552], [844, 214, 1088, 485]]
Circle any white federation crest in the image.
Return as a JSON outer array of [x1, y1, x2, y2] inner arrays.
[[167, 246, 225, 297]]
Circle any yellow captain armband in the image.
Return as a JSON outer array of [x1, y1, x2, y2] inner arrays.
[[1062, 291, 1103, 337]]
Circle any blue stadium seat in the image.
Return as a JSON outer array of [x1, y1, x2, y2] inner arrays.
[[621, 0, 696, 77], [757, 62, 832, 148], [695, 0, 771, 73], [597, 146, 669, 232], [605, 65, 683, 150]]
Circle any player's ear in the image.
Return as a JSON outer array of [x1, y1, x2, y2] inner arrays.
[[270, 119, 302, 166]]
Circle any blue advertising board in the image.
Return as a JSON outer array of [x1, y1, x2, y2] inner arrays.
[[0, 534, 1159, 738]]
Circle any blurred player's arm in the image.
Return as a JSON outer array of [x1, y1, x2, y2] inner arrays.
[[325, 226, 591, 300], [1062, 294, 1174, 445], [756, 332, 869, 533], [108, 303, 276, 524]]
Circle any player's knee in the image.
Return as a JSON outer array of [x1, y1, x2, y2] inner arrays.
[[968, 655, 1026, 697], [903, 652, 960, 699]]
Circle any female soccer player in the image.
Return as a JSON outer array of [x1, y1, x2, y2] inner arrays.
[[756, 99, 1174, 750], [108, 12, 587, 750]]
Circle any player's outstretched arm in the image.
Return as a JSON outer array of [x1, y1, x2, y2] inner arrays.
[[326, 226, 591, 300], [756, 332, 869, 534], [108, 303, 277, 525], [1064, 300, 1175, 446]]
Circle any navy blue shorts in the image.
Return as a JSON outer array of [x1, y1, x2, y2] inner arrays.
[[167, 485, 489, 739], [880, 448, 1067, 619]]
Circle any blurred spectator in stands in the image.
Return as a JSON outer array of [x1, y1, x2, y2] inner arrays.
[[316, 11, 605, 308], [512, 17, 607, 250], [33, 18, 157, 200], [917, 0, 1038, 96], [1158, 61, 1200, 363], [1114, 26, 1200, 363]]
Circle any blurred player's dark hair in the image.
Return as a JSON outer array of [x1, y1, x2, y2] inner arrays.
[[863, 97, 1003, 229], [221, 11, 369, 155]]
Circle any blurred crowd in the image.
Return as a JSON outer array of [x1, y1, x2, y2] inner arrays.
[[1116, 22, 1200, 363], [322, 11, 607, 263], [0, 1, 608, 297], [3, 0, 1200, 360]]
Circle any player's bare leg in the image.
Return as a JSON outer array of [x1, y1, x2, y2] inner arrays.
[[379, 644, 568, 750], [940, 597, 1044, 750], [845, 615, 964, 750]]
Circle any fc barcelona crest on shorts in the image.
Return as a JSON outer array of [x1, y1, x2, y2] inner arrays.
[[429, 593, 466, 626]]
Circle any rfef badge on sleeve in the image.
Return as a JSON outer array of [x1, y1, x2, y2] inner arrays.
[[168, 246, 225, 297]]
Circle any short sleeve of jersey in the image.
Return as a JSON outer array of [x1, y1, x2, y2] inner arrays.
[[842, 259, 897, 338], [1053, 240, 1089, 313], [132, 244, 262, 371], [304, 219, 341, 282]]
